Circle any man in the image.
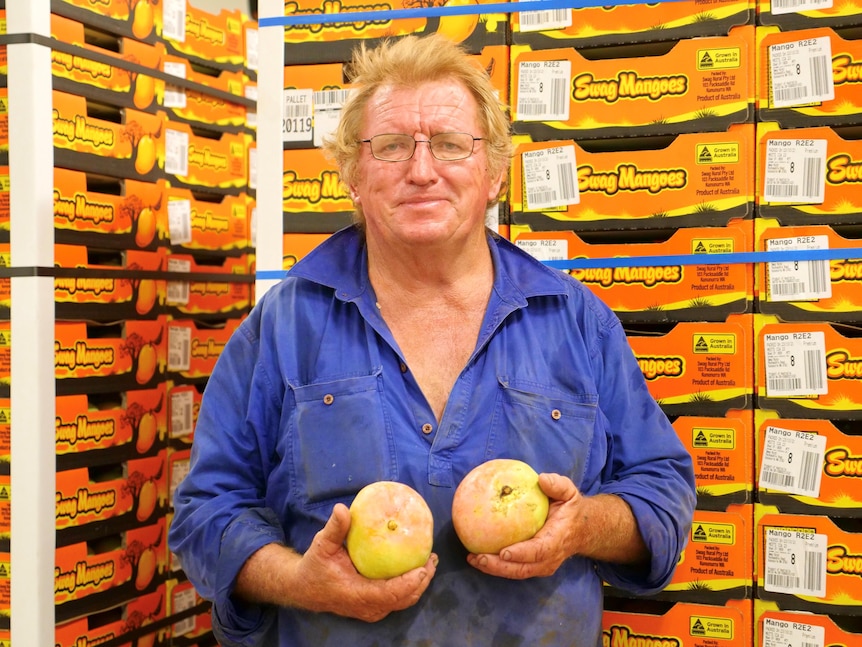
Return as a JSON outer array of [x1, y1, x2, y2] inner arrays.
[[168, 34, 696, 646]]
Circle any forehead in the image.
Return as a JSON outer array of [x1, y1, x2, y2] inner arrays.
[[363, 80, 480, 132]]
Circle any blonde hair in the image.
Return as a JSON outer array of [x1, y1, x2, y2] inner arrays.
[[323, 34, 512, 220]]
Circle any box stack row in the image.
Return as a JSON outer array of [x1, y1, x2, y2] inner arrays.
[[2, 0, 257, 644]]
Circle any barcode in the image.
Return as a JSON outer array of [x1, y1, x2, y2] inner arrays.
[[766, 571, 798, 589], [761, 467, 794, 488], [313, 89, 351, 109], [284, 103, 311, 118], [768, 376, 800, 391], [772, 0, 806, 6], [520, 9, 569, 26], [810, 55, 830, 96], [775, 85, 808, 103], [803, 349, 824, 391], [549, 78, 567, 115], [527, 188, 556, 205], [803, 549, 823, 592], [797, 450, 820, 492], [557, 162, 576, 201], [801, 156, 822, 197], [807, 260, 828, 294], [772, 280, 805, 297], [765, 181, 797, 197], [518, 100, 549, 116]]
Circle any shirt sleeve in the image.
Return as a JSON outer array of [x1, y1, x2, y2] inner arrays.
[[585, 304, 697, 595], [167, 303, 286, 638]]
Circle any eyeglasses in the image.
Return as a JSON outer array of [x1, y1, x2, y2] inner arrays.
[[360, 132, 483, 162]]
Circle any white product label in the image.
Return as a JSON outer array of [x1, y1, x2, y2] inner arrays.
[[167, 258, 191, 306], [283, 89, 313, 143], [170, 457, 190, 501], [770, 0, 833, 16], [763, 331, 827, 397], [245, 27, 259, 71], [522, 145, 579, 210], [764, 528, 827, 597], [759, 426, 826, 497], [165, 128, 189, 177], [248, 146, 258, 190], [762, 615, 825, 647], [171, 587, 197, 635], [170, 389, 195, 438], [516, 60, 571, 122], [168, 199, 192, 245], [515, 237, 569, 262], [245, 84, 258, 129], [162, 61, 187, 108], [312, 88, 352, 147], [769, 37, 834, 108], [517, 0, 572, 32], [162, 0, 187, 42], [168, 325, 192, 372], [763, 139, 826, 204], [766, 235, 831, 301]]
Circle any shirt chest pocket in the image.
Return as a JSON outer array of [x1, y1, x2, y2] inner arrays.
[[288, 371, 396, 506], [487, 378, 599, 488]]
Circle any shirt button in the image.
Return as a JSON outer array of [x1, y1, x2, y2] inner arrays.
[[323, 394, 334, 405], [400, 362, 408, 373], [421, 423, 433, 435], [551, 409, 562, 420]]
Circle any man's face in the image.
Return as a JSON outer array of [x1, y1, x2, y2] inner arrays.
[[350, 80, 504, 250]]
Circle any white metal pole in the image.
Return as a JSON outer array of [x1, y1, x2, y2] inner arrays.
[[7, 0, 56, 644]]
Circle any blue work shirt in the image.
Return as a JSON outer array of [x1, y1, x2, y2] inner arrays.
[[168, 226, 696, 647]]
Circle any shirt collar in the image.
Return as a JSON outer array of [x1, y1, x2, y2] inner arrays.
[[288, 225, 570, 305]]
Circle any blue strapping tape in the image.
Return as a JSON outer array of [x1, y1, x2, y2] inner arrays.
[[259, 0, 686, 28]]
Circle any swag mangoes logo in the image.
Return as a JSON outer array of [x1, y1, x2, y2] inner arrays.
[[832, 54, 862, 87], [826, 152, 862, 185], [56, 486, 117, 521], [283, 170, 350, 204], [55, 559, 115, 595], [191, 207, 231, 233], [283, 0, 392, 33], [825, 349, 862, 379], [578, 164, 687, 195], [572, 71, 688, 103], [53, 110, 115, 148], [571, 265, 682, 288], [55, 413, 116, 447], [827, 544, 862, 579], [637, 355, 685, 380], [824, 447, 862, 477], [54, 191, 115, 225], [602, 626, 680, 647]]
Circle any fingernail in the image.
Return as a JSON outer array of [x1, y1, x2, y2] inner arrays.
[[431, 554, 439, 567], [501, 550, 511, 561], [477, 555, 488, 567]]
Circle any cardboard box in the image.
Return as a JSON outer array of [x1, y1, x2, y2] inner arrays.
[[54, 168, 168, 251], [509, 124, 756, 233], [626, 315, 754, 416], [756, 505, 862, 614], [755, 315, 862, 419], [756, 411, 862, 516], [162, 54, 247, 129], [282, 146, 355, 233], [675, 410, 755, 511], [166, 578, 212, 641], [166, 315, 244, 383], [54, 244, 166, 320], [756, 122, 862, 227], [156, 2, 246, 71], [165, 185, 251, 254], [162, 120, 249, 191], [165, 253, 252, 318], [55, 518, 168, 622], [0, 321, 10, 396], [511, 222, 755, 323], [0, 167, 9, 241], [0, 475, 8, 550], [55, 318, 167, 394], [757, 26, 862, 128], [0, 398, 8, 475], [510, 26, 756, 141], [757, 0, 862, 31], [52, 90, 165, 182], [755, 599, 862, 647], [52, 0, 161, 43], [0, 89, 7, 154], [0, 248, 8, 321], [55, 585, 168, 647], [55, 386, 168, 467], [511, 0, 754, 49], [756, 219, 862, 321], [50, 13, 166, 113], [279, 0, 508, 65], [602, 598, 753, 646], [283, 232, 332, 270], [56, 450, 168, 538]]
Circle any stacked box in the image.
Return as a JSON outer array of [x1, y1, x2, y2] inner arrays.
[[53, 0, 162, 43], [755, 599, 862, 647], [155, 1, 246, 72]]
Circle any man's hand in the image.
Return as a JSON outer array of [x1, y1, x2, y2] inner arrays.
[[465, 473, 648, 580], [235, 503, 438, 622]]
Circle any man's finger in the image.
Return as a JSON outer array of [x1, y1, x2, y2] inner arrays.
[[315, 503, 351, 555], [538, 473, 579, 502]]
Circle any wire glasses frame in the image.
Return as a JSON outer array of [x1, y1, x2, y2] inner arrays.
[[360, 132, 483, 162]]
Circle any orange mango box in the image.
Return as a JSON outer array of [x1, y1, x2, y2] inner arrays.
[[166, 315, 244, 383], [0, 167, 9, 239], [52, 90, 165, 182], [278, 0, 508, 65], [54, 168, 167, 251], [755, 599, 862, 647], [54, 244, 166, 321], [626, 315, 754, 416], [162, 54, 247, 129], [756, 123, 862, 227], [674, 410, 755, 512], [509, 125, 756, 233], [283, 147, 354, 233], [50, 13, 166, 113], [756, 505, 862, 614], [167, 577, 212, 641], [54, 518, 167, 619], [155, 2, 246, 70], [55, 585, 168, 647], [55, 317, 167, 394], [53, 0, 161, 42], [510, 222, 754, 323], [55, 450, 168, 535], [163, 120, 248, 191], [511, 0, 753, 48], [0, 247, 9, 320], [283, 232, 331, 270], [757, 26, 862, 128], [165, 185, 251, 254], [55, 385, 168, 465], [755, 315, 862, 419], [510, 25, 755, 141], [756, 412, 862, 516], [602, 598, 752, 647], [0, 89, 7, 154], [0, 398, 8, 473], [165, 253, 252, 318], [756, 220, 862, 322], [0, 321, 10, 394]]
